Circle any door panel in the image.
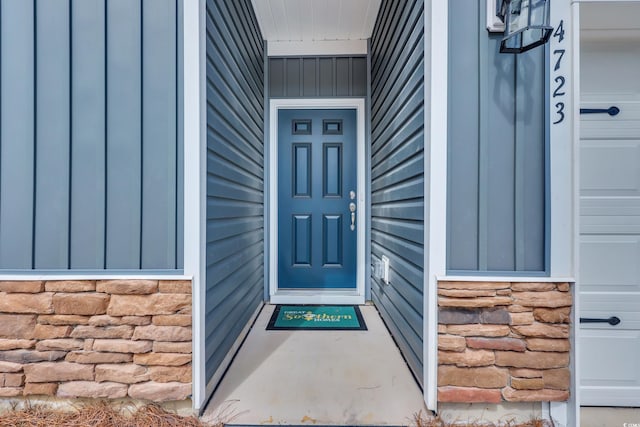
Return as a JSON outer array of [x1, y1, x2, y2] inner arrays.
[[278, 109, 357, 289], [579, 34, 640, 405]]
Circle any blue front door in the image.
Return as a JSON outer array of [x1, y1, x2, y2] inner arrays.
[[278, 109, 357, 289]]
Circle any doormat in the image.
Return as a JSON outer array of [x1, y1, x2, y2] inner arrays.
[[266, 305, 367, 331]]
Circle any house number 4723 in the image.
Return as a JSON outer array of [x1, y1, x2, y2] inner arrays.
[[552, 20, 566, 125]]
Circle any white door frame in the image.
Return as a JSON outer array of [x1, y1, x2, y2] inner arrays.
[[268, 98, 366, 305]]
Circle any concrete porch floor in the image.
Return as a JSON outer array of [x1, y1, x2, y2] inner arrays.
[[202, 304, 427, 426]]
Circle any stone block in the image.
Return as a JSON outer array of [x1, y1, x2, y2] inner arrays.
[[158, 280, 192, 294], [23, 382, 57, 396], [37, 315, 90, 325], [153, 342, 192, 354], [0, 292, 53, 314], [495, 351, 569, 369], [510, 368, 543, 378], [438, 325, 447, 333], [526, 338, 570, 352], [502, 386, 569, 402], [439, 365, 509, 389], [556, 283, 570, 292], [445, 325, 510, 337], [57, 381, 128, 399], [542, 368, 570, 390], [496, 289, 512, 296], [510, 312, 535, 325], [92, 339, 152, 354], [132, 325, 192, 342], [439, 296, 512, 308], [0, 314, 36, 339], [438, 289, 497, 298], [0, 281, 44, 293], [466, 337, 526, 352], [438, 308, 479, 325], [508, 305, 532, 313], [511, 377, 544, 390], [152, 315, 192, 327], [35, 339, 84, 351], [0, 350, 66, 363], [438, 335, 466, 352], [2, 373, 24, 387], [95, 364, 150, 384], [23, 362, 94, 383], [513, 291, 572, 308], [108, 294, 191, 316], [65, 351, 133, 364], [511, 283, 557, 292], [0, 361, 23, 373], [97, 280, 158, 295], [0, 387, 22, 397], [53, 293, 110, 315], [70, 325, 133, 339], [439, 282, 510, 290], [438, 386, 503, 403], [0, 340, 36, 350], [45, 281, 96, 292], [133, 353, 191, 366], [533, 307, 572, 324], [33, 324, 72, 339], [512, 324, 569, 339], [128, 381, 191, 401], [148, 365, 192, 383], [479, 308, 511, 325], [122, 316, 152, 326], [438, 349, 495, 367]]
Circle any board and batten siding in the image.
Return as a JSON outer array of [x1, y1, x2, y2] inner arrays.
[[447, 0, 546, 273], [204, 0, 264, 384], [268, 56, 367, 98], [0, 0, 182, 271], [370, 0, 425, 385]]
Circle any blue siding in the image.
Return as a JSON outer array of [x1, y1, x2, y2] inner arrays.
[[205, 0, 264, 385], [447, 0, 546, 273], [370, 0, 425, 385], [0, 0, 181, 271], [269, 56, 367, 98]]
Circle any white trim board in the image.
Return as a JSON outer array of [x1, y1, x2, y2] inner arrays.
[[268, 98, 366, 306], [267, 40, 368, 57], [424, 0, 448, 412], [183, 0, 207, 414]]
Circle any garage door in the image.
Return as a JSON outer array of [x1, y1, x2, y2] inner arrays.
[[579, 35, 640, 407]]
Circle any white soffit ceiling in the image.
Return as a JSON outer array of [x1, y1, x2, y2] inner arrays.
[[251, 0, 381, 56]]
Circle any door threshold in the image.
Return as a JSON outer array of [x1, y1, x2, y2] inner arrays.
[[270, 290, 365, 305]]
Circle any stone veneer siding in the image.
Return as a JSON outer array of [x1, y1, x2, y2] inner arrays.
[[0, 280, 192, 402], [438, 281, 571, 403]]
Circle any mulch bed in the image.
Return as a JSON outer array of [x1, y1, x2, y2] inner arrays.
[[0, 402, 215, 427]]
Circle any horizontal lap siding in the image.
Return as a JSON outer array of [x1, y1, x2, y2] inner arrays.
[[447, 0, 546, 273], [0, 0, 181, 271], [204, 0, 264, 384], [370, 0, 425, 386]]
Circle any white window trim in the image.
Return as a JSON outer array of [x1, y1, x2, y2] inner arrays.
[[268, 98, 366, 306]]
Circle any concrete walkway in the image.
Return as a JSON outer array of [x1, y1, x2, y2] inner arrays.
[[202, 304, 427, 426]]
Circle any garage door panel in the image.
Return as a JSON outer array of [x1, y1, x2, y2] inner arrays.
[[580, 140, 640, 196], [580, 329, 640, 385], [581, 292, 640, 329], [580, 235, 640, 292], [581, 100, 640, 140]]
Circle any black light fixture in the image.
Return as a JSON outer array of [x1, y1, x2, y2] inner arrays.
[[497, 0, 552, 54]]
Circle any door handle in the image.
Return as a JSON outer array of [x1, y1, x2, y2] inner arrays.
[[349, 202, 356, 231], [580, 316, 621, 326], [579, 106, 620, 116]]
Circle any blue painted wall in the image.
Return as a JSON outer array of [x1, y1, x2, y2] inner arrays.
[[0, 0, 182, 271], [370, 0, 425, 385], [204, 0, 264, 385], [447, 0, 546, 274]]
